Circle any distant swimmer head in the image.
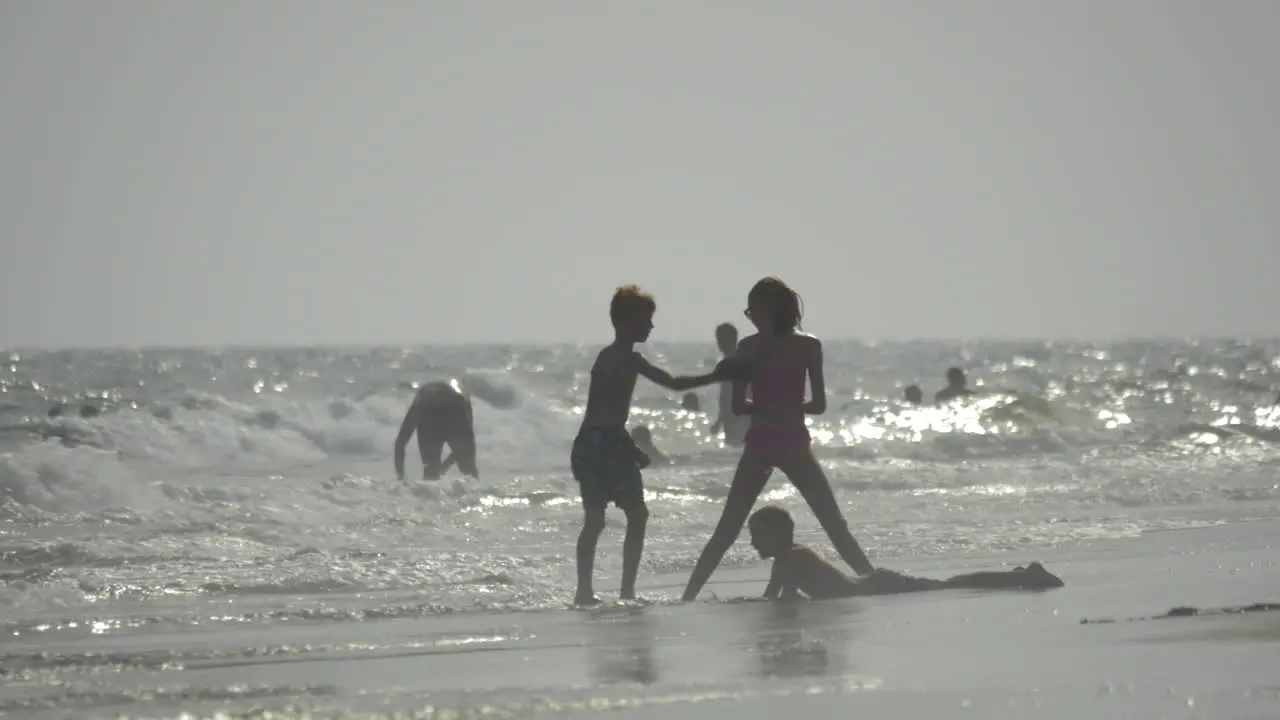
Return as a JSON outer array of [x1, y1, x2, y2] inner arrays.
[[47, 403, 67, 418], [903, 385, 923, 405], [681, 393, 701, 412], [630, 425, 652, 444], [946, 367, 967, 388], [714, 322, 739, 353], [748, 505, 795, 558], [610, 285, 657, 344], [79, 405, 101, 418], [746, 277, 803, 335]]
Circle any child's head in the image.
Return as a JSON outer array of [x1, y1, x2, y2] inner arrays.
[[630, 425, 652, 444], [681, 392, 701, 412], [946, 367, 966, 387], [610, 285, 656, 343], [714, 322, 739, 353], [748, 504, 795, 558], [903, 385, 923, 405], [746, 277, 803, 335]]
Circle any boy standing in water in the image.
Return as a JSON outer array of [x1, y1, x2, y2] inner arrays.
[[709, 323, 749, 447], [572, 285, 730, 605]]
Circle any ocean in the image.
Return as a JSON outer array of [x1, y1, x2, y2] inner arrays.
[[3, 339, 1279, 718]]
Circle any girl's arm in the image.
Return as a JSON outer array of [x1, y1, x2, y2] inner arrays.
[[730, 339, 759, 416], [801, 338, 827, 415]]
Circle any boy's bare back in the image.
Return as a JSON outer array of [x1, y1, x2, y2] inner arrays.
[[766, 544, 861, 600]]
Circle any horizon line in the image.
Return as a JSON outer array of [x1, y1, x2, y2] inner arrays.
[[5, 335, 1278, 354]]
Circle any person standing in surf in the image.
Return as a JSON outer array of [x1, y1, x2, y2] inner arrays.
[[709, 322, 749, 448], [394, 378, 479, 482], [571, 285, 730, 605], [681, 277, 875, 602]]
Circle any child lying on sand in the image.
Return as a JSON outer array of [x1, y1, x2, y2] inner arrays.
[[748, 505, 1064, 600]]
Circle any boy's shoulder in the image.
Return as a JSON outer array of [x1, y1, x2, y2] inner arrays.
[[775, 543, 820, 566], [592, 343, 641, 372]]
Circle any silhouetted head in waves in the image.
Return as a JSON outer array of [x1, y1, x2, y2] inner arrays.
[[681, 393, 701, 412], [903, 385, 923, 405], [745, 277, 803, 336], [715, 322, 739, 355]]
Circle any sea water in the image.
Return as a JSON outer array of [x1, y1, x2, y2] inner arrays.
[[2, 339, 1279, 716]]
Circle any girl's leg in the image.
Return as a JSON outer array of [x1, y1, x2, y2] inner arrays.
[[680, 452, 772, 601], [779, 447, 875, 575]]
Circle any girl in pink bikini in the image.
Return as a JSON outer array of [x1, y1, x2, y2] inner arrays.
[[681, 277, 875, 601]]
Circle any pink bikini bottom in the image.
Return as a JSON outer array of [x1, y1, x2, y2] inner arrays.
[[743, 426, 811, 468]]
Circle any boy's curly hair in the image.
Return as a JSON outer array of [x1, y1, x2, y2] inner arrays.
[[610, 285, 656, 330], [748, 504, 795, 536]]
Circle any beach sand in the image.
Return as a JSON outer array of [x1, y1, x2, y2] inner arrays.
[[5, 519, 1277, 719]]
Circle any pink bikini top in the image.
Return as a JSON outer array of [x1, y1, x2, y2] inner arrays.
[[750, 364, 807, 406]]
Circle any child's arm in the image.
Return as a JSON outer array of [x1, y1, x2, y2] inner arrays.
[[801, 338, 827, 415], [763, 562, 783, 599], [730, 338, 758, 416], [763, 558, 803, 601], [634, 353, 723, 392]]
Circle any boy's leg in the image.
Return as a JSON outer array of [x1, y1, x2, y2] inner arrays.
[[619, 501, 649, 600], [571, 432, 608, 604], [944, 562, 1064, 590], [575, 502, 607, 604], [615, 437, 649, 600]]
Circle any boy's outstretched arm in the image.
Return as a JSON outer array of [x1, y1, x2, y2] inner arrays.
[[634, 354, 722, 392], [393, 404, 416, 482]]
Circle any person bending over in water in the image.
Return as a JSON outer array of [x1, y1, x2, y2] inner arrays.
[[934, 367, 975, 403], [749, 505, 1063, 600], [394, 378, 479, 481], [572, 285, 731, 605], [681, 277, 875, 602]]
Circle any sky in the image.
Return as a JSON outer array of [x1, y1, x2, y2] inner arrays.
[[2, 1, 1278, 348]]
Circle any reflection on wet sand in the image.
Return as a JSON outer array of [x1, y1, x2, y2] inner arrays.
[[754, 600, 857, 680], [582, 605, 658, 686]]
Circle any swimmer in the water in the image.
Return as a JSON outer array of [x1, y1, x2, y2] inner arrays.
[[748, 505, 1063, 600], [629, 425, 669, 467], [393, 379, 478, 482], [934, 367, 975, 404], [709, 322, 749, 447], [47, 403, 101, 419], [681, 393, 701, 412], [903, 385, 923, 405]]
